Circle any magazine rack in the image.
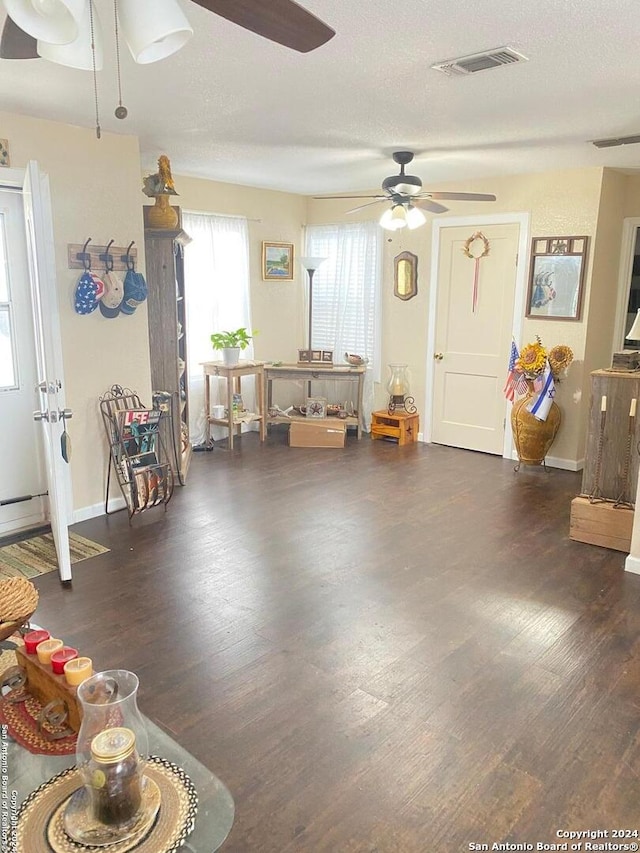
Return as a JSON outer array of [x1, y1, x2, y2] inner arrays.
[[99, 385, 174, 521]]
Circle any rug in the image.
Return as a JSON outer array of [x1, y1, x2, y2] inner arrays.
[[0, 533, 110, 580]]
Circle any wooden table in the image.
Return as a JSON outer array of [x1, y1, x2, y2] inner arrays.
[[265, 363, 366, 439], [202, 361, 266, 450]]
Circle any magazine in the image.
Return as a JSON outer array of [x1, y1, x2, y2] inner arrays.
[[118, 408, 162, 465]]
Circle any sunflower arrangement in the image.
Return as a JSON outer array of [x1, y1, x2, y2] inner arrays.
[[516, 336, 573, 381]]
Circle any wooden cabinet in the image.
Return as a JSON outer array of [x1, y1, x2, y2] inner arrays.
[[144, 226, 192, 483], [581, 369, 640, 503]]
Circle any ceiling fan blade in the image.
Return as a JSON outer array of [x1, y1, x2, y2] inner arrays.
[[191, 0, 335, 52], [1, 15, 38, 59], [346, 200, 386, 214], [414, 199, 449, 214], [425, 192, 497, 202], [313, 195, 387, 200]]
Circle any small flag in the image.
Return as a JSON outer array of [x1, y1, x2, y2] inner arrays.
[[504, 341, 527, 401], [527, 360, 555, 421]]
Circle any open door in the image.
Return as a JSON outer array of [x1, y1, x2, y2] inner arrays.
[[23, 161, 73, 582]]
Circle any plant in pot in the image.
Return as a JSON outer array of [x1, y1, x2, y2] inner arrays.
[[210, 328, 256, 366]]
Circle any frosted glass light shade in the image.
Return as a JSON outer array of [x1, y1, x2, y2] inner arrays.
[[626, 309, 640, 341], [117, 0, 193, 64], [38, 0, 102, 69], [379, 205, 407, 231], [4, 0, 87, 44], [300, 256, 326, 272], [406, 205, 427, 230]]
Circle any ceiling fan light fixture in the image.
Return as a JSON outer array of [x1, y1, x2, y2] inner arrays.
[[405, 205, 427, 230], [37, 0, 102, 69], [117, 0, 193, 65], [3, 0, 86, 44], [379, 205, 407, 231]]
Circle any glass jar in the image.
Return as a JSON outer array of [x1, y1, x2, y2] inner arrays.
[[86, 727, 143, 825], [386, 364, 410, 408]]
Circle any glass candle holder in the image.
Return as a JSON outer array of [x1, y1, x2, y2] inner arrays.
[[386, 364, 410, 410]]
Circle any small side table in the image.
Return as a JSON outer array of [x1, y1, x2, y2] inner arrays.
[[202, 361, 266, 450], [371, 410, 419, 445]]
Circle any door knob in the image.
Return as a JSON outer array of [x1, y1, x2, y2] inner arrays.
[[434, 352, 444, 360], [33, 410, 49, 422]]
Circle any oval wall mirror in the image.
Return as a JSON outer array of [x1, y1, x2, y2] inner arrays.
[[394, 251, 418, 301]]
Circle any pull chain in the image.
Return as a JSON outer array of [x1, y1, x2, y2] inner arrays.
[[113, 0, 128, 120], [89, 0, 101, 139]]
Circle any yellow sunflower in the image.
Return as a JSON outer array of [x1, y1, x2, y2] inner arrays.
[[516, 341, 547, 376], [548, 344, 573, 376]]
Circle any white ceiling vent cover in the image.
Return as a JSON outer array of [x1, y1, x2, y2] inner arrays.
[[432, 47, 528, 77]]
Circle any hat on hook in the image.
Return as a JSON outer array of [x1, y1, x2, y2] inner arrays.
[[99, 271, 124, 317], [90, 272, 105, 300], [74, 270, 99, 315], [121, 269, 148, 315]]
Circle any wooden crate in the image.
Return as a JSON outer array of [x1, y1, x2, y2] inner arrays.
[[569, 496, 634, 552], [371, 410, 419, 445], [15, 643, 83, 731]]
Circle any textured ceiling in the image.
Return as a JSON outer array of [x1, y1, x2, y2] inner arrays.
[[2, 0, 640, 195]]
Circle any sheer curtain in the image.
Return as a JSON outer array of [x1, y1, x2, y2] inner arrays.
[[305, 221, 381, 429], [183, 212, 253, 445]]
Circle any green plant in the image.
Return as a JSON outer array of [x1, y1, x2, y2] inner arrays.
[[210, 327, 256, 350]]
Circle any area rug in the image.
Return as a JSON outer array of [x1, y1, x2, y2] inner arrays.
[[0, 533, 110, 580]]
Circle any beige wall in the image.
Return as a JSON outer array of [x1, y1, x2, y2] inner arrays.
[[0, 111, 149, 514], [307, 166, 609, 467], [169, 175, 307, 365]]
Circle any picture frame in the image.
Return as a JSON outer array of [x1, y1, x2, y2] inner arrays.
[[526, 236, 589, 320], [262, 241, 294, 281], [394, 251, 418, 301], [297, 349, 334, 365]]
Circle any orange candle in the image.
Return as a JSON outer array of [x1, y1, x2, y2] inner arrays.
[[64, 656, 93, 686], [36, 638, 63, 665]]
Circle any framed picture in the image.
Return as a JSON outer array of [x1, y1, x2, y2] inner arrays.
[[262, 241, 294, 281], [394, 251, 418, 301], [526, 236, 589, 320]]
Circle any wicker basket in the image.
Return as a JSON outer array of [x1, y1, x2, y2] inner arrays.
[[0, 577, 38, 640]]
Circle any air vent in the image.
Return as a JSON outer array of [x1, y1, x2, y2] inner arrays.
[[592, 134, 640, 149], [431, 47, 528, 77]]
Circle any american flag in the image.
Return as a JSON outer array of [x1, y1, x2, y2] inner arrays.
[[503, 341, 528, 401]]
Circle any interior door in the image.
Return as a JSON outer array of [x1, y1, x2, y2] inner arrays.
[[23, 161, 73, 582], [431, 222, 520, 454]]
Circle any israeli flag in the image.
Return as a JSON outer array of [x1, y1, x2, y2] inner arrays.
[[527, 360, 555, 421]]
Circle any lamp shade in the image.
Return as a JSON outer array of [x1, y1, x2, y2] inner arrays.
[[406, 205, 427, 230], [300, 256, 326, 272], [4, 0, 86, 45], [379, 205, 407, 231], [117, 0, 193, 64], [37, 0, 102, 69], [626, 309, 640, 341]]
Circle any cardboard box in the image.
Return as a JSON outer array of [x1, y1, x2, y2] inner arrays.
[[569, 496, 634, 552], [289, 419, 346, 448]]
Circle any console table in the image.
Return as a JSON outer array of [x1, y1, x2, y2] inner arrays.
[[202, 361, 266, 450], [265, 363, 366, 439]]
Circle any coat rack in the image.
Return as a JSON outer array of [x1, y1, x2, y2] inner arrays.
[[68, 238, 138, 272]]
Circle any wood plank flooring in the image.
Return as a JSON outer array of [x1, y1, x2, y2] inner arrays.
[[30, 431, 640, 851]]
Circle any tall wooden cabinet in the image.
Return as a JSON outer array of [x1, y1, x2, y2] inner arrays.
[[144, 226, 192, 483]]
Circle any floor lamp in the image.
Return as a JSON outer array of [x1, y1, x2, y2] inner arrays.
[[300, 256, 327, 350]]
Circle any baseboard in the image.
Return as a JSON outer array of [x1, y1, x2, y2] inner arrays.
[[625, 554, 640, 574], [72, 496, 126, 524], [509, 451, 583, 472]]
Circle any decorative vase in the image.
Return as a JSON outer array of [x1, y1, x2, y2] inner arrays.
[[511, 382, 561, 467], [147, 194, 178, 229]]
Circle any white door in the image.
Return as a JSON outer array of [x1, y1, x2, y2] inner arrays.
[[23, 162, 73, 582], [0, 188, 49, 536], [431, 222, 521, 455]]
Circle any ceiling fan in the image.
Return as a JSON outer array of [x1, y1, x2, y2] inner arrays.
[[0, 0, 336, 61], [316, 151, 497, 230]]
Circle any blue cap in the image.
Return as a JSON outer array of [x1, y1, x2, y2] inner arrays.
[[121, 270, 148, 315], [74, 271, 98, 315]]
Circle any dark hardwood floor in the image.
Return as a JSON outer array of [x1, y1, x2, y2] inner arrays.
[[31, 430, 640, 851]]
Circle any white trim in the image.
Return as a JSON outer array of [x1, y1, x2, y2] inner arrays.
[[426, 212, 530, 463], [73, 495, 127, 524], [613, 218, 640, 352], [625, 554, 640, 574], [509, 451, 584, 472]]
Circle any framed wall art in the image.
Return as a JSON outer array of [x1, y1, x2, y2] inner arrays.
[[394, 251, 418, 301], [262, 241, 294, 281], [526, 235, 589, 320]]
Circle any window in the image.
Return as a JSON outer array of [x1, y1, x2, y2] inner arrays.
[[0, 212, 18, 390], [305, 221, 382, 379]]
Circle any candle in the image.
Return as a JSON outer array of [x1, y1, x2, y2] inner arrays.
[[601, 395, 607, 412], [24, 629, 50, 654], [50, 647, 78, 675], [64, 656, 93, 686], [631, 398, 637, 418], [36, 638, 63, 665]]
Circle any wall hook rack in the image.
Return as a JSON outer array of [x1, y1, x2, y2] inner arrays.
[[99, 239, 115, 272], [68, 240, 138, 272], [77, 237, 92, 270], [121, 241, 136, 270]]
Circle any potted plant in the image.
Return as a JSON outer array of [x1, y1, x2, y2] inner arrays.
[[210, 327, 256, 366]]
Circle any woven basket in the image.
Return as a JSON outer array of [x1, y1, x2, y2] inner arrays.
[[0, 577, 38, 640]]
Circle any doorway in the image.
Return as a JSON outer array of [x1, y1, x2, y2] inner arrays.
[[426, 213, 530, 458], [0, 187, 48, 537], [614, 218, 640, 350]]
